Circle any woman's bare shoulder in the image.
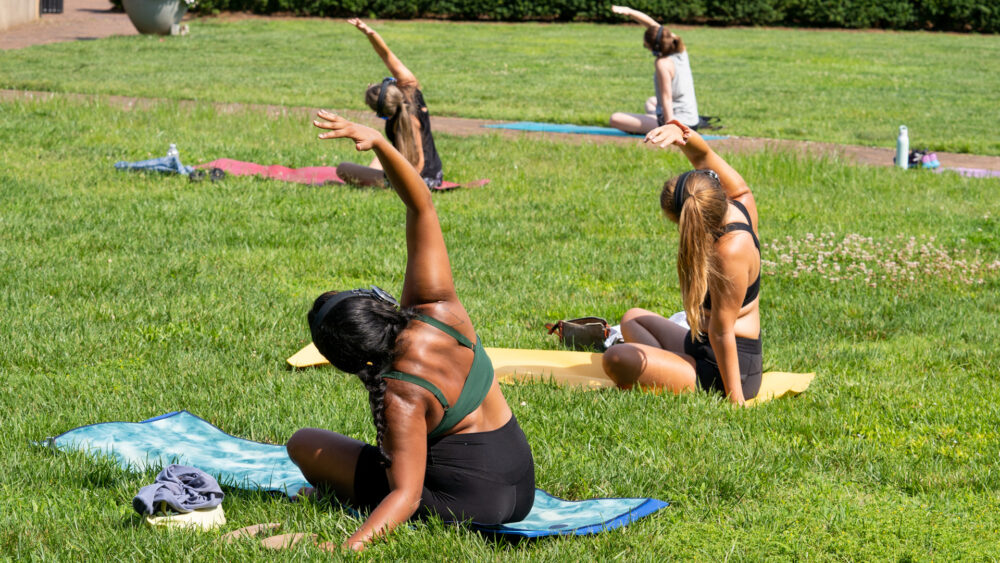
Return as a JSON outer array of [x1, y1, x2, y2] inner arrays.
[[397, 79, 420, 92], [413, 302, 473, 335], [383, 379, 433, 412], [715, 229, 756, 261], [732, 192, 760, 232], [655, 56, 675, 73]]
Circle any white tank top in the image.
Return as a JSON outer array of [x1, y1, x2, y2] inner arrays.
[[655, 51, 699, 127]]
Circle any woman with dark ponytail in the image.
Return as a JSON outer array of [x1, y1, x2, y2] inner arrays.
[[608, 5, 701, 135], [335, 18, 444, 190], [286, 113, 534, 551], [602, 120, 762, 405]]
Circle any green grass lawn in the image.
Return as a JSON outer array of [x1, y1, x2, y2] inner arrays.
[[1, 94, 998, 559], [2, 19, 999, 155]]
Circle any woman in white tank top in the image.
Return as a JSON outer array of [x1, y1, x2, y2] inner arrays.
[[609, 6, 701, 134]]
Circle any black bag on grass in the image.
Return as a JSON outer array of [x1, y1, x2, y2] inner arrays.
[[695, 115, 723, 131], [545, 317, 611, 351]]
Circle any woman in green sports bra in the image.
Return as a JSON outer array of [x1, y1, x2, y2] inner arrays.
[[285, 112, 535, 552]]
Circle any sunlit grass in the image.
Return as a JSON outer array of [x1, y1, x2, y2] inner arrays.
[[1, 95, 998, 558], [1, 19, 999, 154]]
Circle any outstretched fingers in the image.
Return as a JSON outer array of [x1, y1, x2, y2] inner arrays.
[[644, 124, 687, 149], [347, 18, 373, 35], [313, 111, 350, 139], [313, 111, 380, 151]]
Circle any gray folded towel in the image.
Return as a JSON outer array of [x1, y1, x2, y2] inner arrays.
[[132, 464, 224, 516]]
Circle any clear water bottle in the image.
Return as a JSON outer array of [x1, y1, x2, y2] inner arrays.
[[167, 143, 179, 159], [896, 126, 908, 169]]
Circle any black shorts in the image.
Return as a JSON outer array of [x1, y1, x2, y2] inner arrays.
[[422, 170, 444, 190], [353, 415, 535, 525], [683, 331, 763, 400]]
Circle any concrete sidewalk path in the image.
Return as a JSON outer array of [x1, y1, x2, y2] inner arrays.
[[0, 0, 137, 50]]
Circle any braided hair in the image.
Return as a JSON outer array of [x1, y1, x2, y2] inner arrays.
[[308, 291, 418, 466]]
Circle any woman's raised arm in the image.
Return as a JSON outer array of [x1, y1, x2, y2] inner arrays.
[[348, 18, 419, 88], [611, 5, 660, 29], [313, 111, 456, 306], [645, 123, 753, 205]]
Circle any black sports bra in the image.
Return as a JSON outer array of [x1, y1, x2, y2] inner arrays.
[[703, 200, 760, 310]]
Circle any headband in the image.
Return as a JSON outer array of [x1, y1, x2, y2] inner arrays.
[[673, 170, 693, 212], [375, 77, 397, 118], [309, 285, 399, 337], [672, 169, 720, 212], [652, 26, 664, 57]]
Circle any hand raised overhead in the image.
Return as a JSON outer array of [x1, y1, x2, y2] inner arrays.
[[313, 111, 383, 152], [347, 17, 375, 36], [644, 123, 690, 149]]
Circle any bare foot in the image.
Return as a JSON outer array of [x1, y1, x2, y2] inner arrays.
[[261, 533, 317, 550], [218, 522, 281, 543]]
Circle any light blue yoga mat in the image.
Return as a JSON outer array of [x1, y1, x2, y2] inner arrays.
[[484, 121, 728, 141], [46, 411, 310, 495], [44, 411, 667, 538]]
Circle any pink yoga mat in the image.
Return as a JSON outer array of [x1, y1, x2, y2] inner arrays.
[[200, 159, 489, 191]]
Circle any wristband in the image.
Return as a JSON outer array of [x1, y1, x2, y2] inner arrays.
[[666, 119, 693, 140]]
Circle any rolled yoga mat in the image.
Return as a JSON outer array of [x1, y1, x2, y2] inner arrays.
[[287, 343, 814, 405], [44, 411, 668, 538]]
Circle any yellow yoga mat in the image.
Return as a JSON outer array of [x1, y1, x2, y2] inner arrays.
[[286, 343, 814, 405], [748, 371, 816, 406], [488, 347, 614, 390], [287, 343, 609, 386], [286, 342, 329, 369]]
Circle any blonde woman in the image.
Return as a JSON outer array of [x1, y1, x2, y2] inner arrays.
[[336, 19, 443, 189], [602, 121, 761, 405]]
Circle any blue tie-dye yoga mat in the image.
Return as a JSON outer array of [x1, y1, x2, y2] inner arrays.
[[43, 411, 667, 538]]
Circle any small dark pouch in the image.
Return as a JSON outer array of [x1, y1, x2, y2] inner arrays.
[[695, 115, 723, 131], [545, 317, 610, 351]]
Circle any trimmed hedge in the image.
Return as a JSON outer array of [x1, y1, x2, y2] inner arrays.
[[110, 0, 1000, 32]]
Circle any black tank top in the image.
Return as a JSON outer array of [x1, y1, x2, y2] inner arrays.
[[385, 88, 443, 182], [703, 200, 760, 310]]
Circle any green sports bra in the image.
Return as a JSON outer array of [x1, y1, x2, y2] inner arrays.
[[382, 314, 494, 439]]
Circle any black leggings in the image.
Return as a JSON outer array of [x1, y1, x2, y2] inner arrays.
[[352, 415, 535, 525], [683, 331, 763, 400]]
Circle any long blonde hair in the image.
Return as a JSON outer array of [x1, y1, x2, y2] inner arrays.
[[660, 170, 728, 339], [365, 81, 420, 169]]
